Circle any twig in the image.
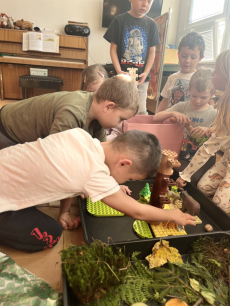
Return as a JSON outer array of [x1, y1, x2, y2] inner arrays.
[[193, 298, 203, 306], [96, 260, 120, 281]]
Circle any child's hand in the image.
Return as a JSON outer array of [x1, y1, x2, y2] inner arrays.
[[120, 185, 132, 195], [58, 212, 81, 230], [117, 70, 129, 75], [205, 128, 212, 138], [171, 112, 191, 125], [80, 192, 89, 200], [138, 72, 148, 85], [176, 177, 187, 190], [171, 209, 196, 226], [190, 126, 208, 138]]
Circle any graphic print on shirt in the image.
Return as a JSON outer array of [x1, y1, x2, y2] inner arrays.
[[169, 79, 190, 107], [121, 26, 148, 68], [180, 118, 207, 161]]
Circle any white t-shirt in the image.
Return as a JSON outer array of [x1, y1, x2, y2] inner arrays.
[[161, 71, 195, 108], [0, 128, 120, 213]]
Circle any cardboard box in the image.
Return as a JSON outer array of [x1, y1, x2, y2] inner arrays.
[[147, 98, 157, 114], [123, 115, 184, 156], [164, 49, 178, 65]]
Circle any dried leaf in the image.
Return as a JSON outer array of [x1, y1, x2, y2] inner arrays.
[[200, 290, 215, 305], [146, 240, 183, 268], [189, 278, 200, 292]]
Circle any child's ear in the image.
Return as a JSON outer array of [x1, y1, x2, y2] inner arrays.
[[199, 56, 204, 62], [103, 100, 115, 112], [116, 159, 132, 168], [176, 51, 179, 59]]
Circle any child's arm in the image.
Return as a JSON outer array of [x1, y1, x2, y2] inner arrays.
[[176, 132, 230, 188], [110, 42, 127, 75], [59, 198, 80, 230], [156, 97, 169, 113], [102, 190, 196, 226], [138, 46, 156, 85], [153, 110, 190, 125]]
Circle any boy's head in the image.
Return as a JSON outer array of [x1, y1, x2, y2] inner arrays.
[[108, 130, 162, 184], [189, 68, 216, 110], [94, 75, 139, 129], [129, 0, 153, 18], [177, 32, 205, 74], [81, 64, 108, 92]]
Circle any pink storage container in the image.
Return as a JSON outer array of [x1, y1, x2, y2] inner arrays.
[[123, 115, 185, 156]]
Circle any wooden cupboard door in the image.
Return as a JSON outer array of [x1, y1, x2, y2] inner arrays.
[[2, 63, 83, 100], [2, 63, 29, 99]]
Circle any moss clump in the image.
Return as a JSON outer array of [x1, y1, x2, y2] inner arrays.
[[61, 240, 130, 305]]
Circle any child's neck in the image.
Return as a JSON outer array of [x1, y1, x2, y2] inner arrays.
[[87, 97, 97, 127], [180, 69, 196, 74], [190, 102, 210, 112], [100, 141, 114, 168], [128, 10, 144, 18]]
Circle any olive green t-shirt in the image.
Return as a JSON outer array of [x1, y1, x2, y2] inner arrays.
[[1, 91, 107, 143]]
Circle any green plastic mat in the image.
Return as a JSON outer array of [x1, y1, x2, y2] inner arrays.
[[87, 198, 125, 217], [133, 220, 153, 239]]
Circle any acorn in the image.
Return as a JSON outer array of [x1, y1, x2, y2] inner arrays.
[[205, 224, 213, 232], [224, 248, 230, 255]]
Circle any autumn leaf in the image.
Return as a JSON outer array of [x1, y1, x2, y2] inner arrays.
[[146, 240, 183, 268]]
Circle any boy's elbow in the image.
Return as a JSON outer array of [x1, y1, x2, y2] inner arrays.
[[128, 207, 146, 221]]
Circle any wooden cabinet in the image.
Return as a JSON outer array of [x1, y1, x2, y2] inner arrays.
[[0, 28, 88, 100]]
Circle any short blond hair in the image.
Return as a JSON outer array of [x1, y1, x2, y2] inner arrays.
[[189, 68, 216, 96], [94, 74, 139, 114]]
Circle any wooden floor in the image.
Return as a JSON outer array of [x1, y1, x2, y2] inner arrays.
[[0, 204, 85, 293], [0, 98, 17, 108]]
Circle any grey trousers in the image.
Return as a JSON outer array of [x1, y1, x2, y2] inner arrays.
[[137, 81, 149, 115]]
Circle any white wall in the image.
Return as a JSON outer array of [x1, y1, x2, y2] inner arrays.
[[2, 0, 180, 65]]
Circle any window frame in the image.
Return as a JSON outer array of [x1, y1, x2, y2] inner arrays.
[[176, 0, 230, 62], [187, 0, 227, 27]]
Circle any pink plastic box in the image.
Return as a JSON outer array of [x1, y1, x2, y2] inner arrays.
[[123, 115, 185, 156]]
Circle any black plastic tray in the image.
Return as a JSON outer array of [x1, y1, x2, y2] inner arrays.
[[63, 231, 230, 306], [79, 179, 230, 244]]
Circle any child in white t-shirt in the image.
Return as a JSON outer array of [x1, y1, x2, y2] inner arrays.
[[156, 32, 205, 112], [0, 129, 195, 252]]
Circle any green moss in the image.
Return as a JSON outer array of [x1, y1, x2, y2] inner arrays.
[[61, 240, 129, 305]]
